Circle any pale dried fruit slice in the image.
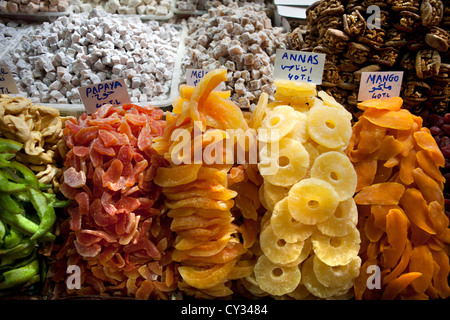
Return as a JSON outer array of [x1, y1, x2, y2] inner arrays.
[[313, 254, 361, 288], [263, 180, 290, 212], [286, 283, 312, 300], [316, 198, 358, 237], [260, 224, 305, 265], [311, 227, 361, 266], [274, 79, 316, 97], [284, 111, 308, 143], [301, 255, 351, 299], [282, 237, 312, 267], [287, 178, 340, 225], [254, 255, 301, 296], [307, 104, 352, 149], [258, 138, 309, 187], [311, 151, 357, 201], [258, 105, 297, 143], [317, 91, 353, 121], [271, 198, 315, 243]]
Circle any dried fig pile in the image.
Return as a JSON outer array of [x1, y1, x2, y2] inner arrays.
[[288, 0, 449, 116]]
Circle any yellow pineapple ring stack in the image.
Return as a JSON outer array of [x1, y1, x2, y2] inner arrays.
[[251, 79, 361, 299]]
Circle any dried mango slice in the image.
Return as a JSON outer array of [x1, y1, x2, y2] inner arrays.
[[380, 272, 423, 300], [413, 168, 444, 206], [354, 182, 405, 205], [253, 255, 301, 296], [398, 149, 416, 185], [307, 104, 352, 149], [428, 201, 450, 237], [413, 131, 445, 168], [354, 257, 378, 300], [271, 198, 315, 243], [382, 208, 409, 269], [356, 117, 387, 155], [154, 164, 202, 187], [364, 213, 384, 242], [313, 254, 361, 288], [409, 245, 434, 294], [431, 250, 450, 299], [260, 224, 305, 266], [372, 162, 393, 184], [363, 108, 414, 131], [370, 205, 401, 231], [357, 96, 403, 111], [400, 188, 436, 235], [375, 135, 403, 161], [203, 93, 247, 130], [353, 158, 377, 192], [415, 150, 446, 183], [316, 197, 358, 237], [383, 240, 412, 285], [310, 151, 357, 201], [311, 227, 360, 266], [288, 178, 340, 225], [178, 258, 237, 289]]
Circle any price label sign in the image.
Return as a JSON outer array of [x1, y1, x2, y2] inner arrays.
[[358, 71, 404, 101], [185, 69, 225, 90], [274, 49, 326, 84], [0, 65, 19, 95], [79, 78, 130, 115]]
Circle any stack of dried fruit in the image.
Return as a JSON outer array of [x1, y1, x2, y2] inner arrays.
[[153, 69, 260, 299], [349, 97, 450, 300], [48, 103, 177, 299], [245, 79, 361, 299]]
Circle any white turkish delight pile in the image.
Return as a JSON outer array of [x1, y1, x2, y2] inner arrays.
[[183, 4, 286, 109], [71, 0, 172, 16], [0, 0, 70, 13], [6, 10, 180, 104], [0, 20, 27, 54]]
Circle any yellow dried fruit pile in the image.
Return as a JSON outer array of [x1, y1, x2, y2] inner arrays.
[[153, 69, 260, 299], [349, 97, 450, 300], [249, 80, 361, 299]]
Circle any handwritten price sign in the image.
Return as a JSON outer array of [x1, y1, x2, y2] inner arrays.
[[358, 71, 404, 101], [79, 78, 130, 115], [0, 65, 19, 95], [274, 49, 326, 84]]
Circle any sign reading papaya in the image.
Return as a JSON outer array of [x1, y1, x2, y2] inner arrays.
[[274, 49, 326, 84], [358, 71, 404, 101], [79, 78, 130, 114]]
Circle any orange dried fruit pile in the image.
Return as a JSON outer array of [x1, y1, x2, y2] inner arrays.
[[249, 80, 361, 299], [349, 97, 450, 300], [153, 69, 262, 299]]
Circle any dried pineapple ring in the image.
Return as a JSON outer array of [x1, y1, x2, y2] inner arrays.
[[311, 151, 357, 201], [316, 198, 358, 237], [262, 181, 290, 212], [258, 138, 309, 187], [273, 79, 316, 98], [311, 227, 361, 267], [270, 198, 315, 243], [260, 224, 305, 265], [284, 111, 308, 143], [287, 178, 340, 225], [258, 105, 298, 143], [313, 254, 361, 288], [307, 104, 352, 149], [317, 91, 353, 121], [254, 255, 301, 296], [302, 255, 352, 299]]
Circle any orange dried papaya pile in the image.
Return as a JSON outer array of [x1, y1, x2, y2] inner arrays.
[[153, 69, 262, 299], [349, 97, 450, 300]]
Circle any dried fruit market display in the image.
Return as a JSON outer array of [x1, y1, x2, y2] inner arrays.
[[349, 97, 449, 299], [288, 0, 450, 115]]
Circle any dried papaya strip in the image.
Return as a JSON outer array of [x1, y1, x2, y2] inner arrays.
[[354, 182, 405, 205], [380, 272, 422, 300], [413, 131, 445, 167], [177, 259, 237, 289], [363, 108, 414, 131], [409, 245, 434, 294], [400, 188, 436, 235]]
